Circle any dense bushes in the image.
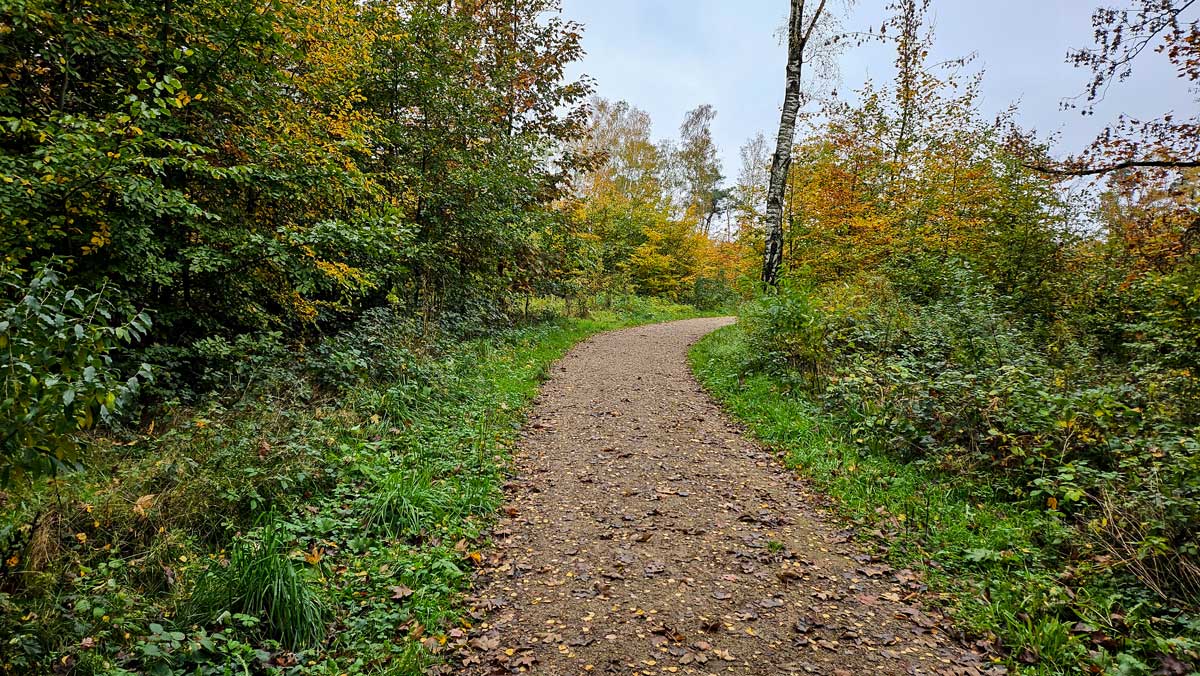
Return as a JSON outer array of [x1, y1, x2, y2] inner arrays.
[[736, 257, 1199, 668], [1, 265, 152, 482], [0, 0, 595, 379], [725, 17, 1200, 667]]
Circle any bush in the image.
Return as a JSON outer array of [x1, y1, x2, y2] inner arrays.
[[689, 276, 741, 311], [749, 262, 1200, 606], [309, 306, 426, 391], [741, 282, 830, 381], [1, 264, 151, 483], [731, 258, 1200, 669], [741, 275, 906, 386]]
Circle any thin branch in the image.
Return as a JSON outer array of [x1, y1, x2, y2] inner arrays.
[[1027, 158, 1200, 176], [801, 0, 830, 45]]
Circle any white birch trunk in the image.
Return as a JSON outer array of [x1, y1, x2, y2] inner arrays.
[[763, 0, 826, 286]]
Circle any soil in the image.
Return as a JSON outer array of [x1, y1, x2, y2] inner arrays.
[[453, 318, 994, 675]]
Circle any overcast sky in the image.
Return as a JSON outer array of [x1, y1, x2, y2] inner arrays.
[[560, 0, 1195, 179]]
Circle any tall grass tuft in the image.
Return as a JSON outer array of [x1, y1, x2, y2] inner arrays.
[[185, 520, 326, 649], [367, 470, 453, 538]]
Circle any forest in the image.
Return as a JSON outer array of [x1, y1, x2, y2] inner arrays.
[[0, 0, 1197, 674]]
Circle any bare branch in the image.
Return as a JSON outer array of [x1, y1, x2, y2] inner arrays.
[[1027, 158, 1200, 177]]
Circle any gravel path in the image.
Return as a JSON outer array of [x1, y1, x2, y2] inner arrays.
[[455, 318, 989, 675]]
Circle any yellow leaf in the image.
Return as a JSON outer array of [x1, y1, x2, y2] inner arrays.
[[305, 546, 323, 566]]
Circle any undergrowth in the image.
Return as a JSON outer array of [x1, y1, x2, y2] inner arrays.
[[0, 296, 710, 674], [691, 324, 1200, 676]]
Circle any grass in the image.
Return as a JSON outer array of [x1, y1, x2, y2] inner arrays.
[[0, 296, 712, 675], [689, 324, 1196, 675], [185, 520, 326, 650], [367, 470, 457, 539]]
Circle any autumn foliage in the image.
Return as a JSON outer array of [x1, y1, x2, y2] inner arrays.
[[0, 0, 596, 356], [728, 3, 1200, 671]]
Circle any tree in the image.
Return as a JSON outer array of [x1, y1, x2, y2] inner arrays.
[[568, 97, 746, 300], [774, 1, 1074, 313], [1017, 1, 1199, 275], [1031, 0, 1199, 176], [676, 104, 724, 233], [763, 0, 835, 287], [0, 0, 390, 342], [570, 98, 666, 294], [359, 0, 591, 313], [0, 0, 595, 385], [735, 132, 772, 231]]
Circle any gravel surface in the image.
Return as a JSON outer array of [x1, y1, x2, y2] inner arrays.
[[454, 318, 990, 675]]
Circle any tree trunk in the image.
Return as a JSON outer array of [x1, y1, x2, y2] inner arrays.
[[763, 0, 826, 287]]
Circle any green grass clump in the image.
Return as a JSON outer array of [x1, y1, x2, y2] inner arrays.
[[186, 521, 326, 650], [367, 471, 454, 538]]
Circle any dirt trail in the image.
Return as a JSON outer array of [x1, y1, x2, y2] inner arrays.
[[456, 318, 989, 675]]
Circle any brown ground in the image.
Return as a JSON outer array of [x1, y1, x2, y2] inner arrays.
[[454, 318, 993, 676]]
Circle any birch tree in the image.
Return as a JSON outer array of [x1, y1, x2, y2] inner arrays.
[[762, 0, 837, 286], [734, 132, 771, 232]]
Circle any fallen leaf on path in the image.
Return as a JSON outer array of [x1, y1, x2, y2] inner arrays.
[[857, 564, 891, 577]]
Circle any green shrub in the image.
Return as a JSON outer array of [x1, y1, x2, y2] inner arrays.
[[711, 257, 1200, 670], [1, 264, 151, 483], [741, 282, 830, 381], [309, 306, 425, 390], [689, 276, 741, 311], [187, 332, 292, 396], [748, 261, 1200, 617], [605, 294, 700, 323], [741, 275, 906, 387]]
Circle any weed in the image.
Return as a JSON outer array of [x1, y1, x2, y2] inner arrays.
[[367, 471, 453, 539]]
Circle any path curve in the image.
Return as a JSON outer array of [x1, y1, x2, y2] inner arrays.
[[457, 318, 987, 675]]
